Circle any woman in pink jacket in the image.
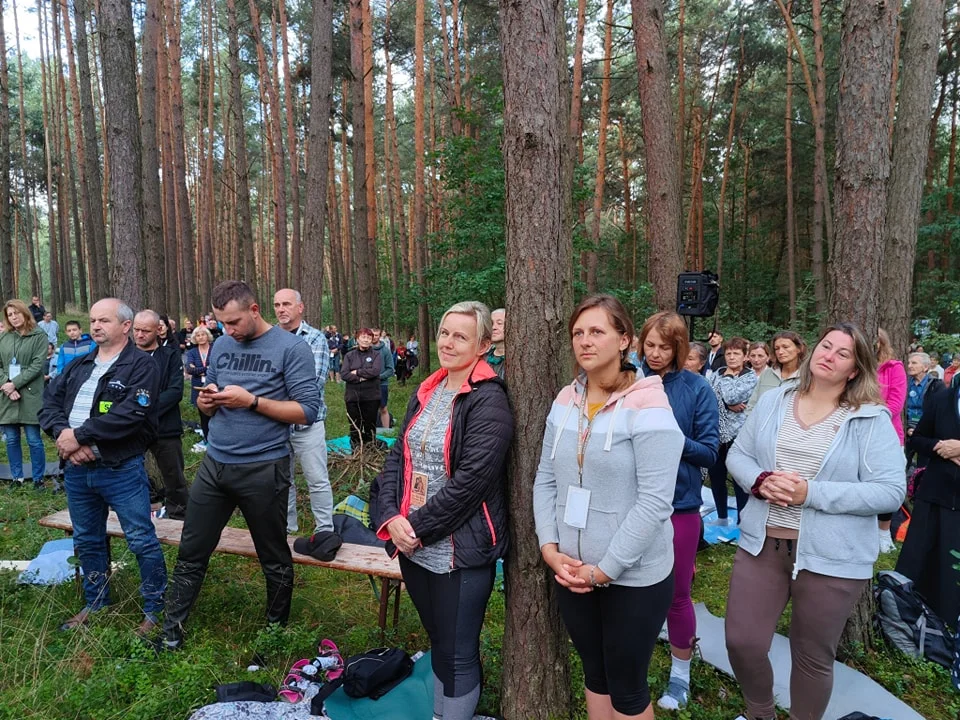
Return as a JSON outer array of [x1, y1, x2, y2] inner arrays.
[[876, 328, 906, 553]]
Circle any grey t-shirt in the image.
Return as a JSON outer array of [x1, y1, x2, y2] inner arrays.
[[407, 386, 458, 573], [205, 325, 320, 464]]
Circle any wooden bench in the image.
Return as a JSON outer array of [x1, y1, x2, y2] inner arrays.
[[38, 509, 404, 636]]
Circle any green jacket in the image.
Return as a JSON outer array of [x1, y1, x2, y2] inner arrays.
[[0, 326, 49, 425]]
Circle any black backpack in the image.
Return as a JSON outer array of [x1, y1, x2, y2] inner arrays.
[[310, 647, 413, 715], [874, 570, 955, 668]]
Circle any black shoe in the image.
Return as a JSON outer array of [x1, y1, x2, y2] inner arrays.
[[33, 480, 44, 492], [148, 632, 183, 654]]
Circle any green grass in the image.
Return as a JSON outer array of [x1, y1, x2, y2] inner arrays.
[[0, 366, 955, 718]]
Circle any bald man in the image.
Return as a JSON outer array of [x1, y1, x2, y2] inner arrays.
[[134, 310, 188, 519], [39, 298, 165, 636], [273, 288, 332, 534]]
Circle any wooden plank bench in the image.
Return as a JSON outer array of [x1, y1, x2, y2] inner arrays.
[[38, 509, 404, 636]]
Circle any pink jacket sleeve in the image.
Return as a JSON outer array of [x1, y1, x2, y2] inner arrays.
[[878, 359, 907, 445]]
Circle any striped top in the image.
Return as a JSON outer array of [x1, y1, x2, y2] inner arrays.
[[768, 394, 848, 530], [67, 352, 118, 429], [407, 385, 459, 573]]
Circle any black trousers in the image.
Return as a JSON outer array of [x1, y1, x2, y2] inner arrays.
[[148, 436, 189, 518], [709, 440, 749, 520], [163, 455, 293, 636], [556, 572, 674, 715], [399, 555, 495, 697], [346, 398, 379, 448], [896, 498, 960, 629]]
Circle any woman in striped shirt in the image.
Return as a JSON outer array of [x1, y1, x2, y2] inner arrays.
[[723, 323, 905, 720]]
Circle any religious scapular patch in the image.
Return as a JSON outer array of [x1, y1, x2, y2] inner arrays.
[[135, 389, 152, 407]]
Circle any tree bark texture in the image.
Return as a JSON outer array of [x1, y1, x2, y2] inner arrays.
[[227, 0, 256, 300], [586, 0, 614, 293], [72, 0, 108, 300], [413, 0, 430, 371], [100, 0, 145, 307], [163, 0, 196, 317], [499, 0, 573, 716], [880, 0, 945, 356], [829, 0, 897, 341], [632, 0, 682, 309], [302, 0, 333, 320], [0, 0, 11, 299], [350, 0, 376, 326], [141, 0, 166, 313]]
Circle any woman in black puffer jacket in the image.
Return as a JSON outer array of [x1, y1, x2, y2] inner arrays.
[[371, 301, 512, 720]]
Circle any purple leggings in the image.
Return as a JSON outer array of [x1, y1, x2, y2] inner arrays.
[[666, 511, 700, 650]]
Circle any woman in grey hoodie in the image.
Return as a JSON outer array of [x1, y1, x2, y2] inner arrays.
[[533, 295, 684, 720], [724, 323, 905, 720]]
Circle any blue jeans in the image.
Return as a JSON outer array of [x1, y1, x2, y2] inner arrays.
[[63, 456, 167, 619], [1, 423, 46, 480]]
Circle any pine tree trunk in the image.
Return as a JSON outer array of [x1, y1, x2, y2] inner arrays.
[[499, 0, 573, 715], [164, 0, 196, 316], [227, 0, 256, 298], [350, 0, 375, 325], [413, 0, 430, 372], [715, 29, 744, 286], [880, 0, 945, 355], [39, 0, 61, 312], [0, 0, 11, 300], [141, 0, 166, 312], [632, 0, 682, 309], [785, 3, 797, 325], [12, 0, 39, 296], [302, 0, 333, 318], [812, 0, 829, 314], [72, 0, 108, 299], [676, 0, 685, 175], [829, 0, 897, 341], [587, 0, 614, 292], [361, 0, 379, 323], [99, 0, 145, 306], [279, 0, 303, 291], [328, 140, 346, 327], [247, 0, 288, 291]]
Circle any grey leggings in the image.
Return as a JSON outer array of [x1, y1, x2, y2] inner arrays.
[[725, 539, 865, 720]]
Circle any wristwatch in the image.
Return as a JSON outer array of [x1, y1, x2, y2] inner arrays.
[[249, 395, 259, 411]]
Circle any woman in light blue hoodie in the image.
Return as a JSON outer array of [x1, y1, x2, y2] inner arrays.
[[534, 295, 684, 720], [724, 323, 905, 720]]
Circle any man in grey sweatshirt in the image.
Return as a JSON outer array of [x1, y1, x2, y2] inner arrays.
[[158, 281, 320, 650]]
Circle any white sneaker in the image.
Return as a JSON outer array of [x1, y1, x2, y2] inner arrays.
[[191, 442, 207, 453], [879, 528, 895, 553]]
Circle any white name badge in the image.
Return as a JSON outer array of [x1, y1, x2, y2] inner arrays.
[[8, 361, 20, 380], [563, 486, 591, 529]]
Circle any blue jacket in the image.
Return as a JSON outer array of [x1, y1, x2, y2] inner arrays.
[[640, 362, 720, 512], [56, 334, 95, 374]]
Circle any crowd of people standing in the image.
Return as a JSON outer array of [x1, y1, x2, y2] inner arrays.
[[10, 284, 960, 720]]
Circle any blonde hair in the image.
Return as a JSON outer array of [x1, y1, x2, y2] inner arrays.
[[191, 327, 214, 344], [876, 328, 895, 364], [3, 299, 36, 333], [437, 301, 493, 350], [797, 322, 883, 410]]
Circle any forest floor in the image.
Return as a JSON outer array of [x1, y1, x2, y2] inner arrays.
[[0, 353, 955, 719]]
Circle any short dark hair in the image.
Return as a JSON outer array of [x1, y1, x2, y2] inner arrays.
[[211, 280, 256, 310], [723, 337, 750, 354], [65, 320, 81, 330]]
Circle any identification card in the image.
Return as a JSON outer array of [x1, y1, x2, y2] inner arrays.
[[563, 486, 591, 529], [411, 471, 429, 508], [8, 359, 19, 380]]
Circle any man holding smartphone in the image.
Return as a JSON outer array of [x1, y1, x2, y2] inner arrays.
[[156, 281, 320, 650]]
